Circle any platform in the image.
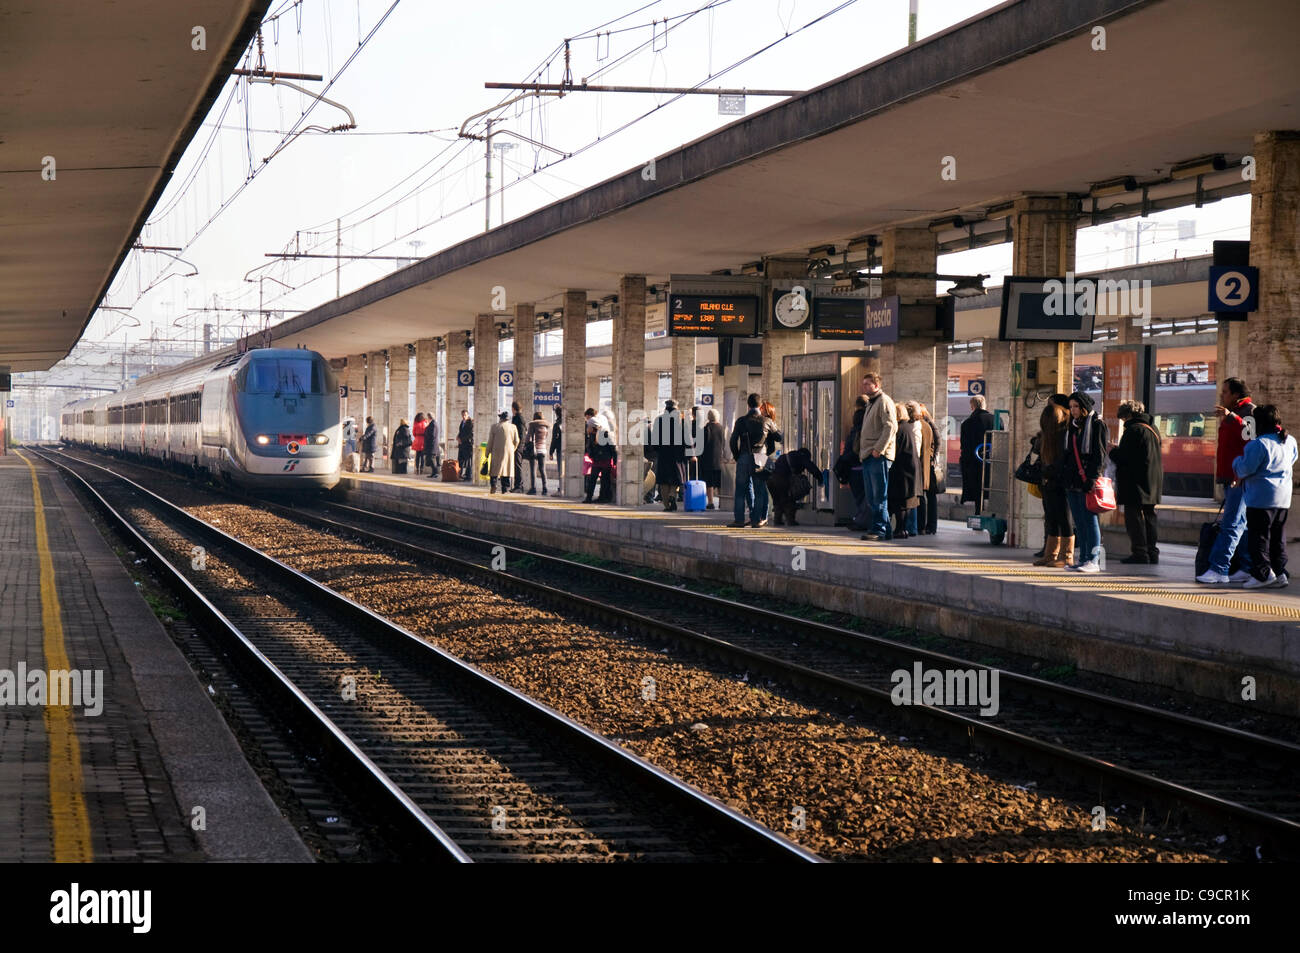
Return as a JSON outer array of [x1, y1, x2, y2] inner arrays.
[[0, 452, 310, 862], [339, 469, 1300, 716]]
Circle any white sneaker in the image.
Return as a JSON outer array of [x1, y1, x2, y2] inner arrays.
[[1268, 572, 1290, 589], [1243, 571, 1277, 590], [1075, 560, 1101, 574], [1196, 570, 1229, 585], [1228, 569, 1254, 584]]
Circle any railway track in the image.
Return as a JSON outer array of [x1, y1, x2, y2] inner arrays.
[[281, 491, 1300, 861], [39, 449, 818, 863]]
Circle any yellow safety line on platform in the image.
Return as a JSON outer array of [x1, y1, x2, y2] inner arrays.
[[16, 452, 93, 863]]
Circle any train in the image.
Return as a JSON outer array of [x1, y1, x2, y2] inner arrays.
[[60, 347, 342, 491], [946, 344, 1219, 497]]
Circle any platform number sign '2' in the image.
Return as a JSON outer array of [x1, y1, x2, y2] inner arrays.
[[1208, 265, 1259, 314], [457, 370, 475, 387]]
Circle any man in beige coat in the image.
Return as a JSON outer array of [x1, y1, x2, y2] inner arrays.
[[487, 410, 519, 494], [855, 371, 898, 540]]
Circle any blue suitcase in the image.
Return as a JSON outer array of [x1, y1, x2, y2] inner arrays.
[[683, 480, 707, 511]]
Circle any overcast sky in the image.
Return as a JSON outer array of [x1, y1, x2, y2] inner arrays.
[[86, 0, 1246, 354]]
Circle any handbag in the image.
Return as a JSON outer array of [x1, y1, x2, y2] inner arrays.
[[1013, 448, 1042, 485], [479, 458, 489, 477], [582, 454, 593, 476], [1073, 435, 1116, 514]]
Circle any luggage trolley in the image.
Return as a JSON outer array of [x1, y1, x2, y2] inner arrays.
[[968, 429, 1010, 545]]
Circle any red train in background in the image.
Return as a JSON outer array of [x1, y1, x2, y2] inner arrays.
[[945, 343, 1218, 498]]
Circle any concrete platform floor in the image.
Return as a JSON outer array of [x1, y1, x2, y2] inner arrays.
[[339, 468, 1300, 716], [0, 452, 310, 862]]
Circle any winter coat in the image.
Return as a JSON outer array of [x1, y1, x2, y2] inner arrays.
[[1216, 397, 1257, 483], [916, 419, 932, 492], [650, 411, 687, 486], [525, 420, 550, 458], [457, 418, 473, 448], [362, 423, 379, 455], [549, 417, 562, 459], [701, 421, 725, 470], [512, 413, 526, 444], [1108, 412, 1163, 505], [391, 424, 412, 464], [960, 409, 995, 465], [859, 392, 898, 462], [425, 417, 440, 456], [487, 420, 519, 479], [1062, 412, 1111, 492], [728, 410, 780, 461], [887, 419, 920, 511], [412, 418, 427, 454], [1233, 432, 1298, 509]]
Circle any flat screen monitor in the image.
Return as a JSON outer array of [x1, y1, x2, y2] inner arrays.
[[668, 294, 759, 337], [812, 297, 866, 340], [998, 276, 1096, 343]]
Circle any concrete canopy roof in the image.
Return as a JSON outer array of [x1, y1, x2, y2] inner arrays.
[[0, 0, 269, 371], [270, 0, 1300, 359]]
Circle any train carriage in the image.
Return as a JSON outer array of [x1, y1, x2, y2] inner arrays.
[[60, 348, 340, 491]]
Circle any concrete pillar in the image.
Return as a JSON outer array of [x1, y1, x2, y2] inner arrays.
[[385, 346, 409, 471], [613, 275, 647, 505], [878, 227, 942, 412], [1116, 313, 1143, 346], [474, 314, 498, 479], [562, 290, 588, 497], [513, 303, 535, 423], [415, 338, 438, 419], [1007, 194, 1077, 549], [365, 350, 386, 435], [1247, 130, 1300, 493], [345, 353, 365, 422], [446, 333, 470, 464], [672, 337, 696, 412]]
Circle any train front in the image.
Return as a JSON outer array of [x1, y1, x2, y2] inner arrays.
[[233, 350, 341, 490]]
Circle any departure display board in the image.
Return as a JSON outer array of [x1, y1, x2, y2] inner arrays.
[[812, 297, 867, 340], [668, 294, 759, 337]]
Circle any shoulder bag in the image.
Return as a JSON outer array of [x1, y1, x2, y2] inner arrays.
[[1073, 435, 1115, 513]]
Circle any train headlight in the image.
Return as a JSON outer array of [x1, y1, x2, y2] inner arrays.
[[256, 434, 271, 445], [312, 434, 329, 445]]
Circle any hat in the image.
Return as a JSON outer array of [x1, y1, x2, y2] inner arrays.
[[1068, 391, 1094, 413], [664, 399, 676, 411], [1049, 393, 1071, 409], [498, 411, 509, 420]]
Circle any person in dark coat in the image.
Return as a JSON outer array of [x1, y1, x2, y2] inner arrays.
[[510, 401, 527, 491], [959, 395, 995, 513], [919, 402, 942, 535], [700, 409, 725, 510], [769, 448, 824, 526], [834, 397, 868, 523], [456, 410, 473, 480], [651, 400, 687, 511], [1108, 399, 1163, 564], [887, 401, 921, 539], [549, 406, 563, 489], [361, 416, 379, 472], [1063, 391, 1111, 572], [390, 419, 412, 474], [728, 393, 780, 527]]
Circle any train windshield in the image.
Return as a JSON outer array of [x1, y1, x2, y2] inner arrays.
[[244, 357, 323, 395]]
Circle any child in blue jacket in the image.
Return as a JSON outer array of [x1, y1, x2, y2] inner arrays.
[[1232, 405, 1298, 589]]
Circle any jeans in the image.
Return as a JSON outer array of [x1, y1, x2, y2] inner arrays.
[[752, 476, 770, 523], [1246, 507, 1288, 581], [529, 454, 548, 491], [861, 456, 891, 538], [1067, 490, 1101, 565], [734, 453, 756, 522], [905, 508, 918, 535], [1209, 482, 1252, 576]]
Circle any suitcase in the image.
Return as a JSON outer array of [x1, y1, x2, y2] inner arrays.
[[683, 479, 707, 511], [441, 460, 460, 482], [1195, 503, 1244, 577], [343, 452, 360, 473]]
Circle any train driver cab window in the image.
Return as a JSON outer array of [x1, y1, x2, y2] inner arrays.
[[244, 357, 322, 395]]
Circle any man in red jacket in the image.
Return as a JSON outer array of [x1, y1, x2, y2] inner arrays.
[[1198, 378, 1256, 584]]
